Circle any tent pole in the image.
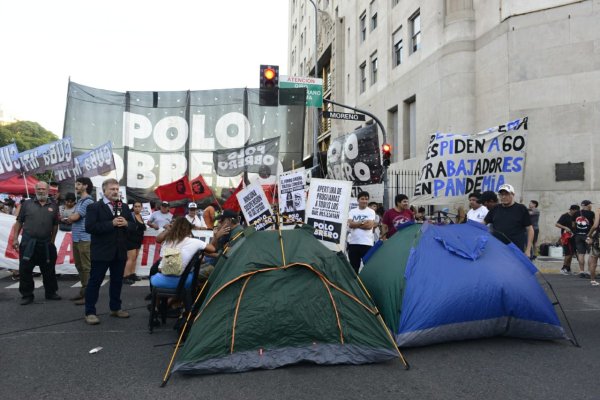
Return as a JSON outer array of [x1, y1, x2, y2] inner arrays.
[[160, 278, 210, 387], [277, 211, 286, 265], [355, 274, 411, 369], [538, 272, 580, 347]]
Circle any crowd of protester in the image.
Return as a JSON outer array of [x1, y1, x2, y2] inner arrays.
[[4, 178, 599, 325]]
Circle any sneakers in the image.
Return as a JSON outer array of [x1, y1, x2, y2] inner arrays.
[[85, 314, 100, 325], [578, 272, 591, 278], [110, 310, 130, 318], [74, 298, 85, 306], [591, 280, 599, 287], [560, 267, 571, 275], [45, 293, 62, 300]]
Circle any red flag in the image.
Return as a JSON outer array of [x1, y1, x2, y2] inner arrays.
[[221, 179, 244, 212], [154, 176, 191, 202], [189, 174, 213, 201]]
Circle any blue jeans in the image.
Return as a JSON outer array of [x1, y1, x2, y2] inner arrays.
[[85, 257, 126, 316]]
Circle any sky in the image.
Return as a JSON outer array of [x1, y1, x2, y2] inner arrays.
[[0, 0, 290, 136]]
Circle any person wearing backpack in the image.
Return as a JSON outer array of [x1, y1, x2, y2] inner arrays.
[[573, 200, 595, 278], [150, 217, 217, 290]]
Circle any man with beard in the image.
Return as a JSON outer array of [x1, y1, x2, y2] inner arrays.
[[11, 182, 61, 305]]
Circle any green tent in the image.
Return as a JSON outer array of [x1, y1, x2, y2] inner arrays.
[[359, 224, 421, 335], [171, 225, 403, 375]]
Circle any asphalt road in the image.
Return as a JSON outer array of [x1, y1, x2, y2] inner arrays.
[[0, 266, 599, 400]]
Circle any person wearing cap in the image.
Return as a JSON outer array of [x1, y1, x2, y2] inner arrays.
[[483, 184, 533, 254], [466, 192, 488, 224], [555, 205, 579, 275], [184, 202, 208, 230], [573, 200, 595, 278], [147, 201, 173, 230], [585, 203, 600, 286]]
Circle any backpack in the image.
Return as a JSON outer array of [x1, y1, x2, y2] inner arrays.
[[162, 247, 183, 276]]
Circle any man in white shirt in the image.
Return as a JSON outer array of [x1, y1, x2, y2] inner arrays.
[[185, 202, 207, 230], [147, 201, 173, 230], [347, 191, 376, 273], [466, 192, 488, 224]]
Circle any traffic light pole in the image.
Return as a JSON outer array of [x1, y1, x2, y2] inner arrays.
[[309, 0, 319, 169], [323, 98, 390, 209]]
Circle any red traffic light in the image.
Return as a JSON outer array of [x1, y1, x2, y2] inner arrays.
[[382, 143, 392, 153]]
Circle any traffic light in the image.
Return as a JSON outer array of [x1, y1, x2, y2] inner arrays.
[[259, 64, 279, 106], [382, 143, 392, 167]]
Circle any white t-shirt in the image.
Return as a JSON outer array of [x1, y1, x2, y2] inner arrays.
[[467, 205, 489, 224], [185, 213, 207, 229], [159, 237, 207, 269], [347, 207, 376, 246]]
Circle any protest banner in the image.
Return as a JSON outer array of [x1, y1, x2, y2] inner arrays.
[[17, 137, 73, 175], [305, 178, 352, 251], [236, 182, 274, 231], [0, 212, 212, 274], [326, 124, 383, 185], [412, 117, 528, 205], [55, 141, 116, 182], [64, 82, 306, 201], [0, 143, 21, 180], [213, 137, 280, 178], [278, 167, 306, 223]]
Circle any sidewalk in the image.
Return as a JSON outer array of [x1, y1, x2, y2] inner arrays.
[[534, 256, 564, 274]]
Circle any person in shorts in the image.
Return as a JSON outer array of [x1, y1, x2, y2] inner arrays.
[[555, 204, 579, 275], [573, 200, 595, 278]]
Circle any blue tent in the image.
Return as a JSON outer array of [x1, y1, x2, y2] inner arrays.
[[361, 221, 566, 347]]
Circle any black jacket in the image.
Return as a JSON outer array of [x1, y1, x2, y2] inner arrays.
[[85, 200, 135, 262]]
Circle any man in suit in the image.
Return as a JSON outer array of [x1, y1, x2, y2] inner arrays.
[[84, 178, 135, 325]]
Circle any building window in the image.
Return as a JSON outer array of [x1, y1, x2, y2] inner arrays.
[[347, 27, 351, 47], [359, 12, 367, 42], [370, 52, 378, 85], [392, 0, 399, 6], [370, 1, 378, 31], [393, 27, 403, 67], [300, 33, 304, 51], [359, 62, 367, 93], [303, 27, 307, 47], [299, 62, 303, 76], [347, 73, 350, 93], [410, 10, 421, 53], [291, 49, 296, 66], [403, 96, 417, 160]]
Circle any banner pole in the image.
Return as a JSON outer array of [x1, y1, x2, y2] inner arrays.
[[23, 173, 30, 199]]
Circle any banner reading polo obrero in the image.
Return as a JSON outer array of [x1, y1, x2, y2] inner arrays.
[[63, 81, 305, 201], [305, 178, 352, 251], [236, 182, 274, 231], [213, 137, 280, 177], [412, 117, 528, 205], [278, 167, 306, 223]]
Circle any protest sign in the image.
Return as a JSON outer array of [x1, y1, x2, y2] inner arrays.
[[236, 182, 274, 231], [305, 178, 352, 251], [326, 124, 383, 185], [413, 117, 528, 205], [278, 167, 306, 223]]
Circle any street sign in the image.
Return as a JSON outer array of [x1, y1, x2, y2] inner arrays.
[[322, 111, 366, 121], [280, 76, 323, 107]]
